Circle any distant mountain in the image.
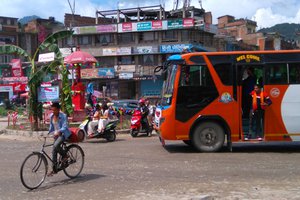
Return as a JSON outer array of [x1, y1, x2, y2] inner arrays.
[[258, 23, 300, 41], [18, 15, 40, 25]]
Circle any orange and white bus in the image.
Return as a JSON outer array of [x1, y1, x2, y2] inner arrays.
[[154, 50, 300, 152]]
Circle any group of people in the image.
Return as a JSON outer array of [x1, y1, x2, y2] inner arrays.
[[87, 102, 113, 137], [242, 67, 272, 141]]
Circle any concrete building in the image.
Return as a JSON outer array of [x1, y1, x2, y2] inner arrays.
[[62, 5, 217, 99]]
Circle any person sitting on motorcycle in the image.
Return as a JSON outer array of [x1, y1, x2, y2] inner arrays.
[[97, 102, 109, 133], [87, 103, 101, 137], [138, 98, 151, 136]]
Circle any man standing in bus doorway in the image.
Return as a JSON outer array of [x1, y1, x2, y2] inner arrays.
[[242, 67, 256, 118], [246, 84, 272, 141], [86, 80, 94, 108]]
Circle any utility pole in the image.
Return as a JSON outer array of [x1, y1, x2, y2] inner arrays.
[[67, 0, 76, 85]]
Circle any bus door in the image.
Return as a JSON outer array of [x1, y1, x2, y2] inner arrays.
[[237, 64, 264, 141]]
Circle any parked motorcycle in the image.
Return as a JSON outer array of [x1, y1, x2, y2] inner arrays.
[[77, 115, 118, 142], [130, 110, 153, 137]]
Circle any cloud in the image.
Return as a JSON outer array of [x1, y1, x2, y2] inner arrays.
[[253, 7, 300, 28]]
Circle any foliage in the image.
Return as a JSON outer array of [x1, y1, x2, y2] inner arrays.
[[0, 30, 73, 130], [258, 23, 300, 41]]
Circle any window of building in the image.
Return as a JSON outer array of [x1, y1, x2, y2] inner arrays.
[[162, 30, 178, 42], [138, 55, 158, 66], [78, 35, 92, 45], [288, 63, 300, 84], [100, 56, 115, 67], [118, 33, 134, 44], [96, 34, 114, 44], [139, 32, 158, 42], [6, 19, 11, 25], [118, 56, 135, 65], [181, 30, 196, 42], [265, 63, 288, 84]]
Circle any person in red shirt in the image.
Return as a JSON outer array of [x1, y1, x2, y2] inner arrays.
[[246, 84, 272, 141]]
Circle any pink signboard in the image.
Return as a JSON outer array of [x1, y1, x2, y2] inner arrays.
[[183, 18, 194, 27], [152, 20, 162, 29], [96, 24, 117, 33], [122, 22, 132, 31]]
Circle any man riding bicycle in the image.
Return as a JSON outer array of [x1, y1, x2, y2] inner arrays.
[[48, 102, 71, 176]]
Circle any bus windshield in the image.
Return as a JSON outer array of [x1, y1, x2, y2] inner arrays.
[[161, 64, 178, 106]]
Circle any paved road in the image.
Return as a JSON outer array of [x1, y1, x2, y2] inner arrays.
[[1, 132, 300, 200]]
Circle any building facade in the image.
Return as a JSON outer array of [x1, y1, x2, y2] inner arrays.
[[62, 6, 217, 99]]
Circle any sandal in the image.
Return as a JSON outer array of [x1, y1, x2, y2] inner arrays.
[[47, 170, 56, 177]]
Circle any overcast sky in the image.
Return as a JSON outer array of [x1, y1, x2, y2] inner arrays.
[[1, 0, 299, 28]]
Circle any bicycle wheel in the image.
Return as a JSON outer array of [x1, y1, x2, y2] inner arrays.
[[20, 152, 48, 190], [63, 144, 84, 178]]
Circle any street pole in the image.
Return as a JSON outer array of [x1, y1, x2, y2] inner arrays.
[[67, 0, 75, 85]]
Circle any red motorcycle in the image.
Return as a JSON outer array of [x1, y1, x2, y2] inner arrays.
[[130, 110, 152, 137]]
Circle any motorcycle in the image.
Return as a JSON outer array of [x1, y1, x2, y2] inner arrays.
[[130, 110, 153, 137], [77, 115, 118, 142]]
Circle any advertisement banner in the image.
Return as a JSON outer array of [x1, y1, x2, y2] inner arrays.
[[12, 83, 27, 92], [81, 69, 100, 79], [152, 20, 162, 30], [160, 44, 191, 53], [167, 19, 183, 29], [0, 76, 28, 83], [134, 46, 159, 54], [96, 24, 117, 33], [117, 47, 132, 55], [10, 59, 23, 77], [137, 22, 152, 31], [38, 52, 55, 62], [115, 65, 136, 73], [119, 73, 133, 79], [98, 68, 115, 78], [122, 22, 132, 32], [183, 18, 194, 27], [103, 48, 117, 56], [38, 86, 60, 102]]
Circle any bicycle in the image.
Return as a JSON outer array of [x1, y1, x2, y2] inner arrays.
[[20, 134, 85, 190]]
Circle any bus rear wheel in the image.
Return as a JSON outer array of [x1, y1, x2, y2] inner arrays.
[[191, 122, 225, 152]]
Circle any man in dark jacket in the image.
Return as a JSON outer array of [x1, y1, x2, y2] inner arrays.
[[138, 98, 151, 136]]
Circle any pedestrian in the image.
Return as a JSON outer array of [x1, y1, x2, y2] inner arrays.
[[246, 85, 272, 141], [138, 98, 151, 136], [86, 80, 94, 108], [47, 102, 71, 176]]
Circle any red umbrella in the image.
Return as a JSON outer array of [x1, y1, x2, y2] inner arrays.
[[64, 50, 97, 64]]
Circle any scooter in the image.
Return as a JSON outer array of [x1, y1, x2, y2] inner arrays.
[[77, 115, 118, 142], [130, 110, 153, 137]]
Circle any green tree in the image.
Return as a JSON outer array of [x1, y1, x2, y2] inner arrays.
[[0, 30, 73, 130]]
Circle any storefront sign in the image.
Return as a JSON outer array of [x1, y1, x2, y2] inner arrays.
[[0, 76, 28, 83], [117, 47, 132, 55], [96, 24, 117, 33], [103, 48, 117, 56], [183, 18, 194, 27], [12, 83, 27, 92], [10, 59, 23, 77], [167, 19, 183, 29], [119, 73, 133, 79], [137, 22, 152, 31], [160, 44, 191, 53], [81, 69, 100, 79], [152, 20, 162, 30], [122, 22, 133, 32], [38, 86, 59, 102], [115, 65, 136, 73], [98, 68, 115, 78], [135, 46, 156, 54]]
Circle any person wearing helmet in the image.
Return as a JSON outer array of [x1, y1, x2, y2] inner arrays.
[[138, 98, 151, 136]]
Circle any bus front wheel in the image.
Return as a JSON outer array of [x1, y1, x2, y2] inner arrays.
[[191, 122, 225, 152]]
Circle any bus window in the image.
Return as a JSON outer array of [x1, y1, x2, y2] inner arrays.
[[288, 63, 300, 84], [213, 63, 233, 85], [265, 63, 288, 84], [176, 65, 218, 122]]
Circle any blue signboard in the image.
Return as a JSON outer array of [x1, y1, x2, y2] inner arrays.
[[98, 68, 115, 78], [137, 22, 152, 31], [160, 44, 192, 53]]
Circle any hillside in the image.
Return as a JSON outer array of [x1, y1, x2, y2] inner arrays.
[[258, 23, 300, 41]]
